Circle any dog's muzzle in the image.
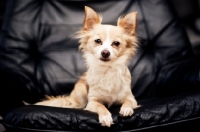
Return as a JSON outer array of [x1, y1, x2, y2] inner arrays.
[[100, 50, 110, 61]]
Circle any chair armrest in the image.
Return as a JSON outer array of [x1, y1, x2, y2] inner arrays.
[[156, 52, 200, 96]]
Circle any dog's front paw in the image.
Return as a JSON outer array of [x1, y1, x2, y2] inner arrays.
[[119, 108, 133, 117], [99, 113, 114, 127]]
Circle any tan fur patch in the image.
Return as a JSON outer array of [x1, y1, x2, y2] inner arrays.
[[33, 6, 139, 127]]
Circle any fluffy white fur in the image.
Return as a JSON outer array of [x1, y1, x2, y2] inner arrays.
[[34, 6, 139, 127]]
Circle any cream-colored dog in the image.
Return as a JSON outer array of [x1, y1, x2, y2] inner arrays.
[[35, 6, 139, 127]]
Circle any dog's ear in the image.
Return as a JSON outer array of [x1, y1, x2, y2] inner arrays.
[[83, 6, 102, 31], [117, 12, 137, 35]]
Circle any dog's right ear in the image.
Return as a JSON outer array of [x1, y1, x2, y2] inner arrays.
[[83, 6, 102, 31], [117, 12, 137, 35]]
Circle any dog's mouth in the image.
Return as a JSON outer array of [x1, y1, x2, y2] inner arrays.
[[100, 57, 110, 62]]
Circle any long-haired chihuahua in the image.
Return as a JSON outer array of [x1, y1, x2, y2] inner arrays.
[[35, 6, 139, 127]]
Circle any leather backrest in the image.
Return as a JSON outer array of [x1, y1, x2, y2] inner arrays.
[[0, 0, 192, 103]]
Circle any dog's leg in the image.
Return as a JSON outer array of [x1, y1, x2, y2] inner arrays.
[[85, 99, 114, 127], [119, 94, 138, 117], [68, 75, 88, 108], [35, 74, 88, 108]]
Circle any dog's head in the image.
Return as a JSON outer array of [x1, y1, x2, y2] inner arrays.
[[76, 6, 138, 66]]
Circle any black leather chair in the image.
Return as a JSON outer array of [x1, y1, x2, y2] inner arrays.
[[1, 0, 200, 131]]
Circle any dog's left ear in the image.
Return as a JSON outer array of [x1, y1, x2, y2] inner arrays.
[[83, 6, 102, 31], [117, 12, 137, 35]]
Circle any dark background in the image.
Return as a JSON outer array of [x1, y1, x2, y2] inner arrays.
[[170, 0, 200, 54], [1, 0, 200, 53], [0, 1, 6, 30], [0, 0, 200, 131]]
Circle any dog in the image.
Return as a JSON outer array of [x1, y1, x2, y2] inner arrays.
[[34, 6, 139, 127]]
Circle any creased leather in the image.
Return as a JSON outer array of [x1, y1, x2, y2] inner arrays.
[[3, 90, 200, 131], [1, 0, 200, 131]]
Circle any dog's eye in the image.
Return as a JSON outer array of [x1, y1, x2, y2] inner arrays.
[[94, 39, 102, 45], [112, 41, 120, 46]]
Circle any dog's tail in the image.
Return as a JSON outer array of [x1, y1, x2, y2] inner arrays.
[[23, 95, 82, 108], [23, 101, 30, 105], [33, 95, 85, 108], [25, 74, 88, 109]]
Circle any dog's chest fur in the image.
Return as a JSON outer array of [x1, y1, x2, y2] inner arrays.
[[86, 64, 131, 106]]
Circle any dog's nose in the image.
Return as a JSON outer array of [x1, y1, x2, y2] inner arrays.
[[101, 50, 110, 58]]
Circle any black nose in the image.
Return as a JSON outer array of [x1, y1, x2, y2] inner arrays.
[[101, 50, 110, 58]]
